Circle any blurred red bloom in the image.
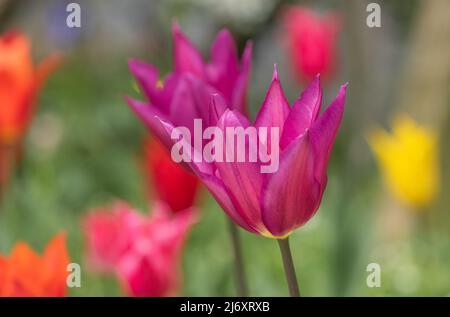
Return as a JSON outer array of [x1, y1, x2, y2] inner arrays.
[[83, 202, 142, 273], [83, 201, 198, 296], [0, 234, 70, 297], [143, 137, 200, 212], [282, 7, 341, 82]]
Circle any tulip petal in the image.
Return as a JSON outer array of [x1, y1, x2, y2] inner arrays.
[[254, 65, 290, 137], [214, 110, 266, 234], [154, 114, 214, 176], [206, 30, 239, 103], [309, 83, 347, 183], [172, 22, 205, 78], [208, 93, 228, 126], [128, 59, 159, 102], [125, 97, 174, 150], [35, 53, 63, 91], [43, 233, 70, 296], [280, 75, 322, 149], [200, 174, 259, 233], [261, 132, 321, 237]]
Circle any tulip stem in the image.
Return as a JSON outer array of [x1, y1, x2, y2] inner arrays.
[[0, 145, 15, 204], [227, 219, 248, 297], [277, 237, 300, 297]]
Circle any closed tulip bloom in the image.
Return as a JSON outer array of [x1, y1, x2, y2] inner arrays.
[[368, 116, 439, 208], [147, 67, 347, 238], [0, 234, 70, 297], [83, 202, 198, 296], [143, 137, 200, 212], [282, 6, 341, 82], [0, 31, 61, 145]]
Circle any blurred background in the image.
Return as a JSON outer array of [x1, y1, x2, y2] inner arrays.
[[0, 0, 449, 296]]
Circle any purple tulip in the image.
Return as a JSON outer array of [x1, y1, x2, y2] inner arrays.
[[129, 61, 347, 238], [126, 23, 252, 147]]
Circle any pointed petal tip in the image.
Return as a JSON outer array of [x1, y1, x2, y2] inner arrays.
[[341, 82, 349, 91], [127, 58, 141, 72], [310, 73, 321, 87], [338, 83, 349, 99], [217, 28, 232, 38], [172, 20, 181, 33], [124, 95, 134, 104], [124, 96, 143, 111], [243, 40, 253, 56], [272, 64, 280, 81]]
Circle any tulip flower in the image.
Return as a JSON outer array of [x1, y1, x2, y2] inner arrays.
[[368, 115, 439, 208], [83, 202, 143, 273], [0, 234, 70, 297], [83, 201, 198, 296], [0, 31, 60, 145], [143, 68, 347, 238], [282, 6, 341, 82], [126, 22, 252, 147], [129, 62, 347, 295], [0, 31, 61, 196], [143, 137, 200, 212]]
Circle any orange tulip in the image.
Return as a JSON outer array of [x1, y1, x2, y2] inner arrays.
[[0, 31, 61, 196], [0, 31, 61, 144], [0, 234, 70, 297]]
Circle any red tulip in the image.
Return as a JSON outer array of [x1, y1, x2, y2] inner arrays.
[[143, 137, 200, 212], [282, 6, 341, 82]]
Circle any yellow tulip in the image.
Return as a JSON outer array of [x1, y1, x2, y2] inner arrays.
[[368, 115, 439, 208]]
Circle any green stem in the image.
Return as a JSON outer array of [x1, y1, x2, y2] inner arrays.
[[277, 237, 300, 297], [227, 219, 248, 296]]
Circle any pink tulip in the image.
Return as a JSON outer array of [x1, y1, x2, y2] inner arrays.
[[126, 22, 252, 148], [144, 67, 347, 238], [83, 202, 143, 273], [282, 6, 341, 82], [117, 204, 197, 296], [83, 202, 197, 296]]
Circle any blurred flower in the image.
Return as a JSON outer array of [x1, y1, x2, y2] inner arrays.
[[83, 202, 142, 273], [143, 137, 200, 212], [83, 201, 197, 296], [0, 31, 61, 196], [0, 234, 70, 297], [282, 6, 341, 82], [368, 115, 439, 208], [126, 22, 252, 148], [0, 31, 61, 145], [143, 67, 347, 238]]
